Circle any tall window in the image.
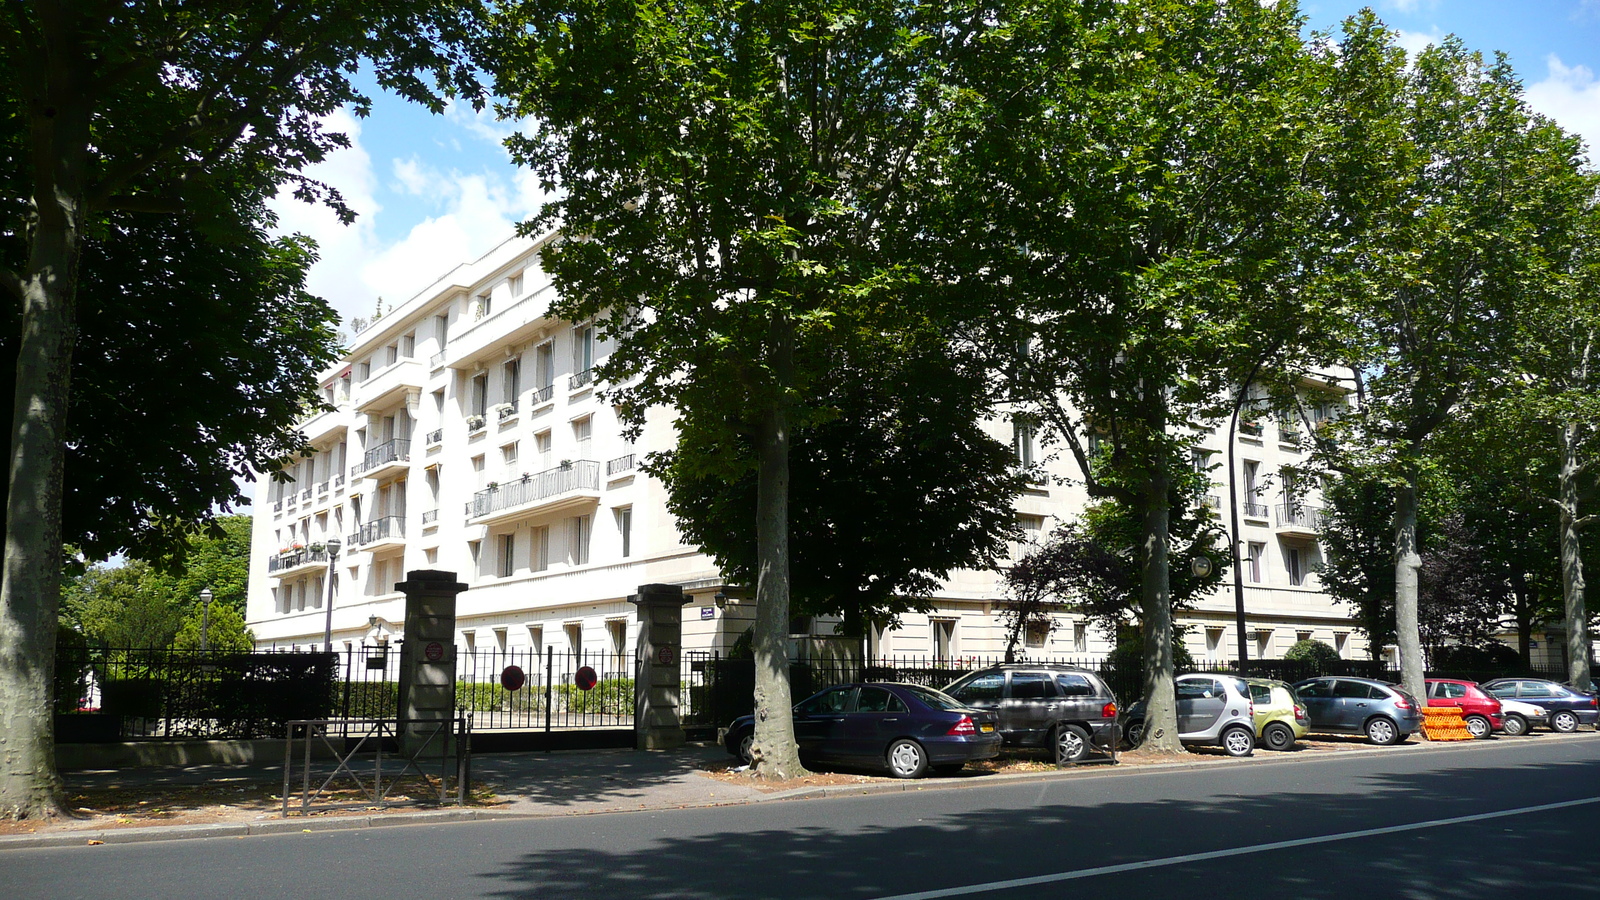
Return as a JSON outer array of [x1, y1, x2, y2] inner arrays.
[[499, 533, 516, 577], [932, 619, 956, 662], [502, 358, 521, 404], [535, 341, 554, 391], [573, 416, 593, 458], [532, 525, 550, 572], [526, 625, 543, 657], [565, 622, 583, 656], [615, 506, 633, 558], [1012, 419, 1035, 467], [536, 431, 553, 469], [507, 271, 524, 297], [570, 515, 591, 565], [1247, 542, 1265, 583], [1284, 545, 1305, 586], [476, 292, 492, 319], [434, 314, 449, 346], [470, 372, 489, 418], [572, 325, 595, 375]]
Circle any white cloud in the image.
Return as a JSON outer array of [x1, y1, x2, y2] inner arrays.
[[269, 108, 552, 330], [1382, 0, 1439, 14], [1526, 55, 1600, 162], [1394, 27, 1444, 59]]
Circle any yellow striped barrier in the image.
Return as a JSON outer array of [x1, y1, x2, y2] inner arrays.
[[1420, 706, 1473, 741]]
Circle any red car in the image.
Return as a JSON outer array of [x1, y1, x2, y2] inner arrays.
[[1425, 678, 1503, 739]]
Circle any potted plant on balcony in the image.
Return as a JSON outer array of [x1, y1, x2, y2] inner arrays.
[[487, 481, 499, 491], [466, 414, 486, 432], [520, 471, 531, 483]]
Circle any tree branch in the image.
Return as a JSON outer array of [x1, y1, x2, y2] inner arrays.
[[0, 267, 24, 303]]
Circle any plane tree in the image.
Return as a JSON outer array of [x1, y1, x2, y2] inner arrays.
[[0, 0, 484, 820]]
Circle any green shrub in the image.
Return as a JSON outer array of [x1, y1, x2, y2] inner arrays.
[[1284, 639, 1341, 665], [556, 677, 634, 716]]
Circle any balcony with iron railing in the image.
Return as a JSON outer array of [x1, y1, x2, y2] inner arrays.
[[299, 488, 312, 503], [531, 384, 554, 405], [421, 509, 439, 525], [1274, 502, 1324, 535], [353, 438, 410, 480], [569, 368, 594, 391], [607, 454, 636, 477], [426, 428, 443, 446], [346, 515, 405, 551], [317, 480, 330, 496], [273, 500, 283, 514], [267, 546, 329, 578], [333, 473, 345, 490], [467, 460, 602, 525], [1243, 500, 1269, 519], [1202, 495, 1221, 509], [497, 400, 519, 422], [466, 413, 488, 435], [429, 351, 445, 370], [1239, 420, 1264, 439]]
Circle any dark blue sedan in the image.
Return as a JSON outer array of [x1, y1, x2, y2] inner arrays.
[[1481, 678, 1599, 732], [724, 682, 1002, 778]]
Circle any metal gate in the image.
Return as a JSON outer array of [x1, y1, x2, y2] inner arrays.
[[335, 644, 636, 737]]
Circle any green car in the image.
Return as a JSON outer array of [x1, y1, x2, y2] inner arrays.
[[1245, 678, 1310, 751]]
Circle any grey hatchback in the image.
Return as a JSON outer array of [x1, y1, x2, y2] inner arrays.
[[942, 664, 1119, 762], [1292, 676, 1424, 745]]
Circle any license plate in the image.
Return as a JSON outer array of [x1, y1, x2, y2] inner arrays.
[[980, 723, 995, 733]]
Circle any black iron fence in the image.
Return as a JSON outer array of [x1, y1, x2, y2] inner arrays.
[[55, 647, 337, 740], [335, 644, 635, 733]]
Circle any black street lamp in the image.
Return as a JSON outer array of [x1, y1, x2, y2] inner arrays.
[[199, 587, 213, 653], [321, 538, 342, 651]]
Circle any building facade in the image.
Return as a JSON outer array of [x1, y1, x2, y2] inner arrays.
[[245, 234, 1367, 664]]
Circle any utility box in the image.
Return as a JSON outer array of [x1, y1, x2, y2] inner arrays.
[[395, 570, 467, 756]]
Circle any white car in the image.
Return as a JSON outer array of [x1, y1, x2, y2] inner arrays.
[[1497, 698, 1547, 736]]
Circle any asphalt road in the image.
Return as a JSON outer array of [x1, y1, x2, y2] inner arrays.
[[9, 736, 1599, 900]]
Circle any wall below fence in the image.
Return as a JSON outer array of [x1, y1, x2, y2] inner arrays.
[[55, 738, 338, 771]]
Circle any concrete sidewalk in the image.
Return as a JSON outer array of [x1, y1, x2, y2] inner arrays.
[[5, 731, 1595, 850]]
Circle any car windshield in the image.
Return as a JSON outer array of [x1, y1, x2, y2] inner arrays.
[[906, 685, 967, 711]]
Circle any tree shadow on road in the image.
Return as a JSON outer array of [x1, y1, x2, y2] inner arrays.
[[471, 748, 1600, 900]]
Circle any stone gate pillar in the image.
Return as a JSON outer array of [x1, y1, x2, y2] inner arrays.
[[631, 583, 690, 750], [395, 569, 468, 755]]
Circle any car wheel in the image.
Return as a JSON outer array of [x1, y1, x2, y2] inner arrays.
[[1054, 724, 1091, 764], [1365, 716, 1400, 746], [1551, 710, 1580, 733], [887, 739, 928, 779], [1124, 720, 1145, 749], [1464, 715, 1492, 740], [1502, 714, 1528, 737], [1221, 725, 1254, 758], [1262, 722, 1296, 752], [733, 731, 754, 764]]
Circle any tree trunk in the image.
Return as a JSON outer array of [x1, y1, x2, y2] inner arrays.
[[1393, 478, 1426, 706], [1557, 421, 1592, 692], [1, 45, 90, 817], [748, 314, 806, 780], [1138, 463, 1182, 754]]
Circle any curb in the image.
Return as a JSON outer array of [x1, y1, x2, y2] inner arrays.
[[4, 730, 1594, 850]]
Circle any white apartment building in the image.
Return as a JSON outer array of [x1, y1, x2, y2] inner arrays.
[[245, 234, 1366, 663]]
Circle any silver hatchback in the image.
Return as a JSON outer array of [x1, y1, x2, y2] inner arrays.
[[1124, 674, 1257, 757]]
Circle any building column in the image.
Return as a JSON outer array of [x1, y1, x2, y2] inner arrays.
[[631, 583, 690, 750]]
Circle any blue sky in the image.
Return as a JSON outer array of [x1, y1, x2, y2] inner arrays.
[[271, 0, 1600, 330]]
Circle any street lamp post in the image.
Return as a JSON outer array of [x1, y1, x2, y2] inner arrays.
[[321, 538, 342, 651], [199, 587, 213, 653]]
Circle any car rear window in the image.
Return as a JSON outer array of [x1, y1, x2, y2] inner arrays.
[[906, 686, 966, 711], [1056, 674, 1095, 697], [1334, 680, 1378, 699], [1519, 682, 1555, 699]]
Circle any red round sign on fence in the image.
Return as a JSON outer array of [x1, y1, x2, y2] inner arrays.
[[501, 665, 526, 692], [574, 665, 598, 691], [424, 641, 445, 662]]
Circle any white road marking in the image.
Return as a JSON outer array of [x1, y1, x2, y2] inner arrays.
[[870, 795, 1600, 900]]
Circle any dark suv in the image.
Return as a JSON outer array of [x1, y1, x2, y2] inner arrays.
[[943, 664, 1119, 762]]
